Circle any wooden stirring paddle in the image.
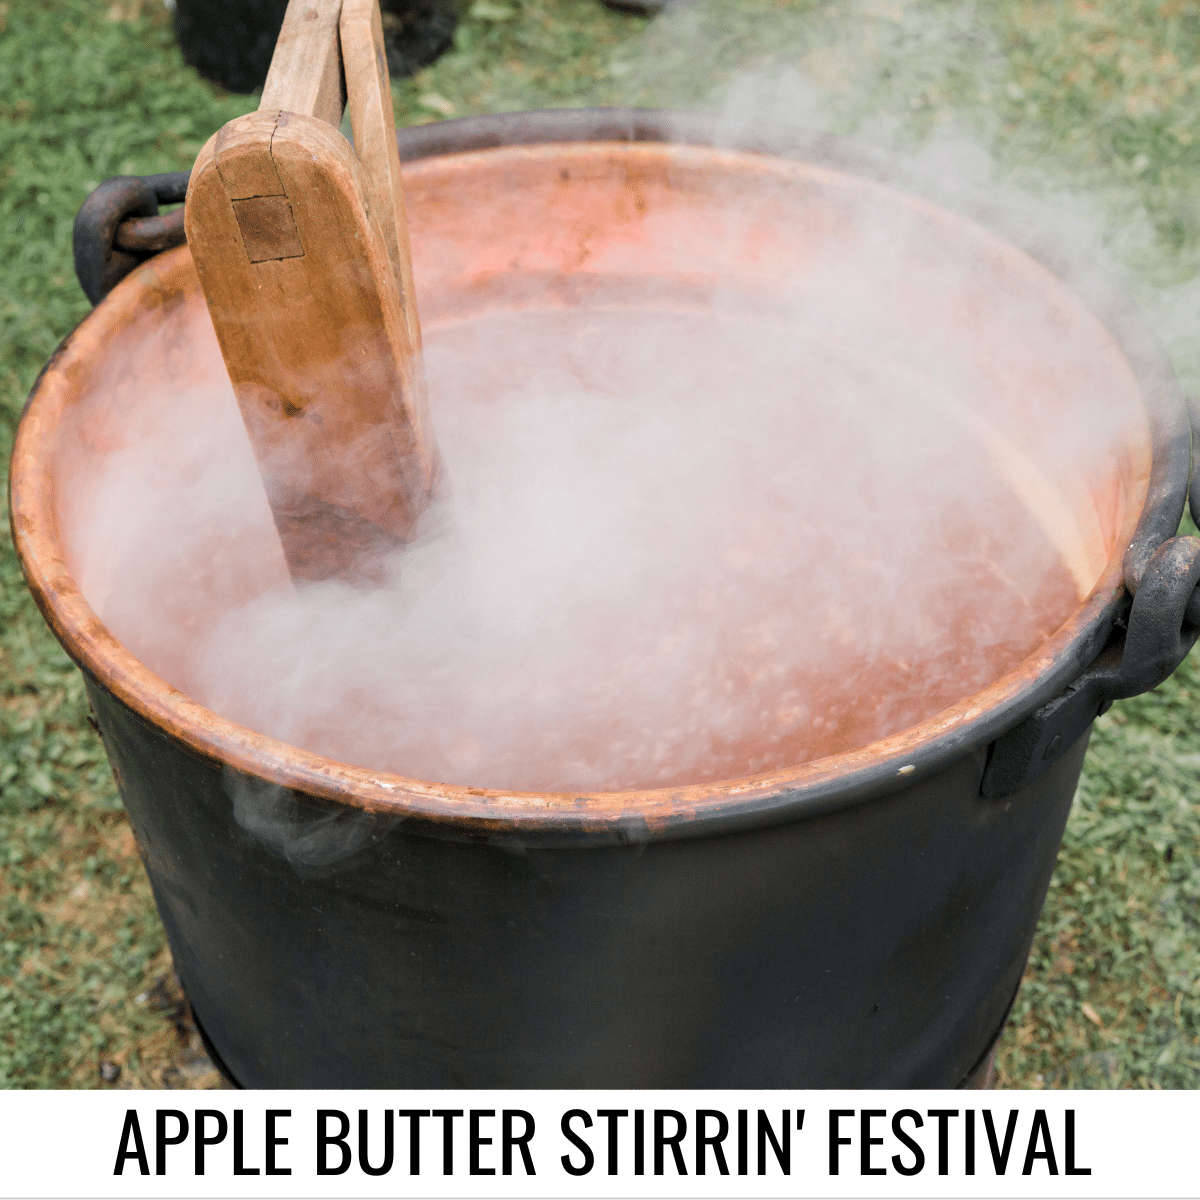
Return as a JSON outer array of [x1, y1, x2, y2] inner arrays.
[[185, 0, 442, 583]]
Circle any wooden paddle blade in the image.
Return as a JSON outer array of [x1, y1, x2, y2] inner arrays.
[[185, 110, 442, 583]]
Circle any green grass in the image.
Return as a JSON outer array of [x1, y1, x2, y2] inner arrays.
[[995, 638, 1200, 1089], [2, 0, 1199, 1087]]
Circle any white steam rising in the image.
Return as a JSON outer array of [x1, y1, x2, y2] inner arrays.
[[68, 288, 1137, 792], [60, 0, 1166, 794]]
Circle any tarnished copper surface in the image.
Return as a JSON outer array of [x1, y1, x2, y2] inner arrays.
[[10, 142, 1156, 834]]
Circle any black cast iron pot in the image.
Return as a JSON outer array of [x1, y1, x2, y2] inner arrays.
[[14, 109, 1200, 1087]]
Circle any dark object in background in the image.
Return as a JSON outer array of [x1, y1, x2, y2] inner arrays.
[[600, 0, 678, 12], [173, 0, 287, 93], [377, 0, 461, 79], [173, 0, 459, 94]]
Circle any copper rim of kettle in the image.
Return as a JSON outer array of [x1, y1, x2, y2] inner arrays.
[[9, 112, 1192, 842]]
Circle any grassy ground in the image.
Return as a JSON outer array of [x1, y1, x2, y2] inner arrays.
[[1, 0, 1198, 1088]]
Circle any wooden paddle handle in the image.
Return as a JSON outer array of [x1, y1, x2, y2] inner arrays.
[[258, 0, 422, 350], [338, 0, 423, 352], [185, 0, 439, 582], [260, 0, 345, 125]]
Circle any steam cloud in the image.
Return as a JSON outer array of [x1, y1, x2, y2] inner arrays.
[[60, 0, 1160, 795]]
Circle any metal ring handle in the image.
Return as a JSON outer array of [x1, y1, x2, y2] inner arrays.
[[1113, 534, 1200, 697], [984, 505, 1200, 798], [72, 171, 190, 305], [1189, 393, 1200, 536], [1129, 392, 1200, 628]]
